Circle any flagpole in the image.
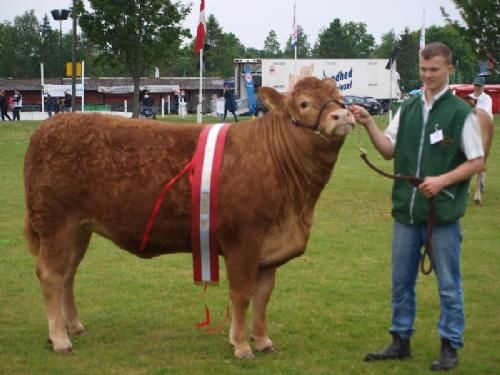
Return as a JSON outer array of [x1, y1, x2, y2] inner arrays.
[[198, 49, 203, 124], [292, 1, 297, 88], [195, 0, 206, 124]]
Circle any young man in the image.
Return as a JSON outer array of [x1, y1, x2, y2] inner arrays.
[[351, 42, 484, 371], [469, 76, 493, 120]]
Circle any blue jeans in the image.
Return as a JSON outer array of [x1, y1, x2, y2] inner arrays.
[[390, 221, 464, 349]]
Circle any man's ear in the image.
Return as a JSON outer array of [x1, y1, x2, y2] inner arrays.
[[259, 87, 286, 112]]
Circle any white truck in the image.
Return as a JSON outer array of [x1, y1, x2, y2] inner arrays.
[[234, 58, 401, 114]]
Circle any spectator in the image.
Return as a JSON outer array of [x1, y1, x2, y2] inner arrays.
[[55, 98, 61, 114], [63, 90, 72, 112], [0, 90, 12, 121], [223, 85, 238, 122], [469, 76, 493, 120], [45, 94, 56, 117], [141, 90, 155, 119], [13, 89, 22, 121]]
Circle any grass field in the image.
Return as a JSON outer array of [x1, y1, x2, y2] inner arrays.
[[0, 115, 499, 374]]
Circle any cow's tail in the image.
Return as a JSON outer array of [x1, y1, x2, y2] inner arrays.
[[24, 214, 40, 257]]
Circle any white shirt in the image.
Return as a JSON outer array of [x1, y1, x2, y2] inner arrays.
[[385, 86, 484, 160], [469, 91, 493, 120]]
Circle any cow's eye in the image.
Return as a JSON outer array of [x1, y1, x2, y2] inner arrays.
[[300, 101, 308, 109]]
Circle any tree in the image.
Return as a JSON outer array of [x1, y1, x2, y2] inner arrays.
[[313, 19, 375, 58], [39, 15, 60, 78], [284, 25, 311, 58], [424, 25, 476, 83], [0, 22, 17, 78], [443, 0, 500, 76], [396, 28, 419, 92], [262, 30, 281, 58], [12, 10, 42, 78], [373, 30, 398, 59], [178, 14, 245, 77], [79, 0, 191, 117]]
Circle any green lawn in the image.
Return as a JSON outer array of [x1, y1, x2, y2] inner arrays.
[[0, 115, 499, 374]]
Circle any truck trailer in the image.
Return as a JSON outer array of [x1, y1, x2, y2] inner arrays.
[[234, 58, 401, 114]]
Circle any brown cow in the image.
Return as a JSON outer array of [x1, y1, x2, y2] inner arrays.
[[24, 77, 355, 359], [462, 96, 494, 204]]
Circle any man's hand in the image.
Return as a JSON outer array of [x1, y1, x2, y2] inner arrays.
[[349, 104, 372, 127], [418, 176, 447, 198]]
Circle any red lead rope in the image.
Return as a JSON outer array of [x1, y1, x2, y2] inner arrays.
[[139, 160, 193, 252], [138, 158, 230, 332], [196, 284, 230, 334]]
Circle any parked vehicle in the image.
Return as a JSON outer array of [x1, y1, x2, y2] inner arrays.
[[343, 95, 382, 115], [361, 96, 383, 114]]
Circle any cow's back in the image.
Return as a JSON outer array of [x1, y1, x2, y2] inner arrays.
[[24, 113, 202, 256]]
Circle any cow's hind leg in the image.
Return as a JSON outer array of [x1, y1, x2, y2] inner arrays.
[[36, 222, 90, 352], [251, 267, 277, 353], [474, 173, 482, 204], [63, 228, 91, 336]]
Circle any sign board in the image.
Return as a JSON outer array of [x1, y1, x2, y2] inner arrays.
[[66, 62, 82, 77], [43, 84, 84, 97]]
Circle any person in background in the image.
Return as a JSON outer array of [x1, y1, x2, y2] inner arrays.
[[469, 76, 493, 120], [54, 98, 61, 114], [13, 89, 22, 121], [45, 94, 55, 118], [142, 90, 156, 119], [63, 90, 72, 112], [223, 84, 238, 122], [351, 42, 484, 372], [0, 90, 12, 121]]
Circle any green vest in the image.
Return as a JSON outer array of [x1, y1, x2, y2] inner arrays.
[[392, 90, 472, 224]]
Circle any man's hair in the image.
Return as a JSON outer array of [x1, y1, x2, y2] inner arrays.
[[420, 42, 452, 64]]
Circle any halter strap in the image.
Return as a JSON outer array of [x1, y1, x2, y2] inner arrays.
[[291, 99, 346, 132]]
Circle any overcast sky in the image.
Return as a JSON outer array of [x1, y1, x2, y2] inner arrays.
[[1, 0, 463, 49]]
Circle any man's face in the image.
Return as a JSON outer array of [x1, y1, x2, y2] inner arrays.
[[473, 84, 483, 95], [419, 55, 453, 94]]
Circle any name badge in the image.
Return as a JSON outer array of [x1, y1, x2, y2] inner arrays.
[[430, 129, 444, 144]]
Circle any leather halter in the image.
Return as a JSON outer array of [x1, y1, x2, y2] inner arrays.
[[291, 99, 346, 133], [360, 150, 436, 275]]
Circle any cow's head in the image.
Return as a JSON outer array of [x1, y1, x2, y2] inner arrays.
[[259, 77, 355, 140]]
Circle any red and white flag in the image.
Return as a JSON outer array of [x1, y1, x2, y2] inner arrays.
[[194, 0, 206, 53]]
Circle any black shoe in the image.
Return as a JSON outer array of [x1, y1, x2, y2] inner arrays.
[[430, 339, 458, 371], [365, 334, 411, 361]]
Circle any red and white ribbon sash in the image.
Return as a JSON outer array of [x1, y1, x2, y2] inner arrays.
[[191, 123, 230, 284]]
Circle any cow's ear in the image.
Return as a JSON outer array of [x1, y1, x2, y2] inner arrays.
[[323, 78, 339, 93], [259, 87, 286, 112]]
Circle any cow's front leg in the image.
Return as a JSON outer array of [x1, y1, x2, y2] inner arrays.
[[226, 257, 258, 359], [251, 266, 277, 353]]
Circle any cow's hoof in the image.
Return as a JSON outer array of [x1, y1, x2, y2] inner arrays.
[[474, 199, 481, 205], [54, 345, 73, 354], [236, 351, 256, 360], [257, 345, 279, 354], [67, 322, 85, 336], [50, 337, 73, 354], [234, 345, 255, 360]]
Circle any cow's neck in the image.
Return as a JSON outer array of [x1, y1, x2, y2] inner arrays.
[[265, 113, 344, 204]]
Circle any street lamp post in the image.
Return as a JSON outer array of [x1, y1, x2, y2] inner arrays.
[[51, 9, 70, 80]]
